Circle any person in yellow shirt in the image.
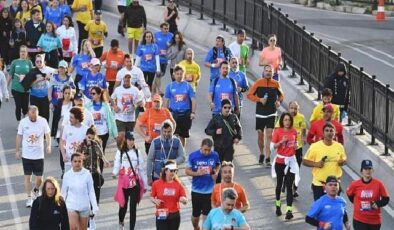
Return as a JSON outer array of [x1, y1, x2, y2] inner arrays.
[[84, 10, 107, 57], [16, 0, 31, 25], [310, 88, 340, 123], [28, 0, 43, 20], [303, 122, 347, 201], [71, 0, 93, 52], [178, 48, 201, 92]]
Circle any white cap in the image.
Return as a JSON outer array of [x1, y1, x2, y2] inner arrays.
[[90, 58, 101, 66], [165, 163, 178, 170], [58, 60, 68, 68]]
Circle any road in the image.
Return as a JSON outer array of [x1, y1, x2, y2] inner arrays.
[[1, 4, 394, 230], [268, 1, 394, 87]]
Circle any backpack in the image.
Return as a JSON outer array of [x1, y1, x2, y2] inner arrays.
[[211, 77, 237, 102], [212, 46, 231, 61]]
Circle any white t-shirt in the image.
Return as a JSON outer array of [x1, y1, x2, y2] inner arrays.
[[56, 25, 78, 55], [116, 66, 151, 99], [61, 124, 88, 162], [55, 102, 73, 138], [228, 41, 241, 60], [90, 105, 108, 135], [62, 107, 94, 128], [111, 85, 142, 122], [18, 116, 50, 160]]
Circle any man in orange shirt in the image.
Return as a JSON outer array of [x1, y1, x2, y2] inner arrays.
[[100, 39, 125, 95], [135, 94, 175, 154], [211, 161, 250, 213]]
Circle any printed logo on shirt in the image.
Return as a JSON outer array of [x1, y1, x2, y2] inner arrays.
[[27, 134, 39, 145], [144, 54, 153, 61], [220, 93, 230, 100], [93, 112, 103, 125], [360, 190, 373, 198], [324, 205, 332, 209], [121, 94, 133, 113], [174, 94, 186, 102], [163, 188, 176, 196]]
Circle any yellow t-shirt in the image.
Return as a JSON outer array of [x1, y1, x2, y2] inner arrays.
[[71, 0, 93, 24], [84, 20, 107, 48], [178, 60, 201, 91], [309, 102, 340, 123], [16, 11, 31, 25], [304, 140, 347, 186], [275, 112, 306, 149]]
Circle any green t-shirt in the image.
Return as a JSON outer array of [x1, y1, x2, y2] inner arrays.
[[239, 44, 249, 73], [9, 59, 33, 93]]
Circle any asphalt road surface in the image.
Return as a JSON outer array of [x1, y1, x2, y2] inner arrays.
[[1, 5, 394, 230]]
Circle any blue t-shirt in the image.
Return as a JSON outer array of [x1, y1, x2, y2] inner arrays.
[[203, 207, 247, 230], [164, 81, 195, 113], [45, 7, 64, 27], [71, 54, 91, 76], [154, 31, 173, 63], [136, 43, 160, 73], [187, 150, 220, 194], [229, 70, 248, 106], [209, 77, 237, 115], [79, 72, 107, 99], [37, 33, 62, 53], [59, 4, 72, 16], [306, 195, 347, 230], [205, 47, 232, 80], [30, 74, 49, 98], [49, 74, 76, 105]]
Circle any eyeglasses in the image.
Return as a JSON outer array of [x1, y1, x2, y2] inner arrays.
[[223, 106, 231, 109]]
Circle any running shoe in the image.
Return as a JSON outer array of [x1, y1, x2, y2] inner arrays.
[[32, 188, 39, 200], [285, 211, 294, 220], [265, 158, 271, 167], [26, 197, 33, 208], [276, 206, 282, 216], [293, 191, 299, 198], [258, 155, 265, 165], [118, 222, 124, 230]]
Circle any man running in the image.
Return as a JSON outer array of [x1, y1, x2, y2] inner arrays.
[[228, 29, 249, 73], [178, 48, 201, 92], [205, 35, 232, 82]]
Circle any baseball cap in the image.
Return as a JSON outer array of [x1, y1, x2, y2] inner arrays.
[[94, 10, 102, 15], [152, 94, 162, 102], [325, 176, 338, 184], [90, 58, 101, 66], [74, 92, 84, 100], [322, 103, 334, 112], [125, 131, 135, 140], [236, 29, 246, 35], [165, 163, 178, 170], [58, 60, 68, 68], [361, 159, 373, 170]]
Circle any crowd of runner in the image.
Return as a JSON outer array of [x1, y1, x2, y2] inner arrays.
[[0, 0, 391, 230]]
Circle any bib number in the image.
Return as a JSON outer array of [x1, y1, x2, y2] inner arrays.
[[145, 54, 153, 61], [156, 208, 169, 220], [360, 201, 372, 211]]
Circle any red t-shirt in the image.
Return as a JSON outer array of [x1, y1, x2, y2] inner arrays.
[[150, 179, 186, 214], [346, 178, 389, 224], [271, 128, 297, 164], [307, 119, 344, 145]]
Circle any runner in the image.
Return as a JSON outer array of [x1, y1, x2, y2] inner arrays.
[[202, 188, 250, 230], [56, 15, 78, 64], [303, 122, 347, 201], [163, 0, 179, 34], [228, 57, 248, 118], [48, 60, 75, 111], [100, 39, 125, 95], [271, 112, 299, 220], [259, 34, 282, 81], [307, 103, 344, 145], [163, 65, 196, 147], [0, 59, 9, 109], [117, 0, 131, 37], [111, 73, 143, 148], [113, 131, 148, 230], [204, 35, 232, 82], [0, 8, 12, 65], [150, 161, 188, 230], [211, 161, 250, 212], [69, 39, 95, 92], [121, 0, 146, 56], [78, 57, 108, 101], [305, 176, 351, 230], [146, 120, 185, 185], [29, 177, 69, 230], [208, 61, 240, 116], [85, 9, 107, 58], [346, 160, 390, 230], [228, 29, 249, 73], [135, 93, 175, 154], [310, 88, 340, 123], [44, 0, 64, 27], [61, 153, 98, 230], [16, 105, 51, 207], [178, 48, 201, 92], [71, 0, 93, 52], [153, 22, 173, 94], [185, 138, 221, 230], [61, 92, 95, 129], [167, 31, 186, 79], [135, 31, 161, 92], [247, 64, 284, 166], [25, 9, 45, 60]]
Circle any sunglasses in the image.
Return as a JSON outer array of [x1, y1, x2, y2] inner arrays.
[[169, 169, 178, 173], [223, 106, 231, 109]]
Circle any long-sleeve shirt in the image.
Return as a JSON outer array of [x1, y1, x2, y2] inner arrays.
[[205, 113, 242, 148], [61, 168, 98, 213], [56, 25, 78, 57], [112, 148, 148, 188], [29, 196, 69, 230], [0, 71, 9, 102], [123, 4, 147, 28]]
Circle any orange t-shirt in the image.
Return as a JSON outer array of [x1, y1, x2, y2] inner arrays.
[[100, 50, 125, 82], [151, 179, 187, 214], [260, 47, 282, 71], [211, 183, 248, 210], [138, 108, 173, 140]]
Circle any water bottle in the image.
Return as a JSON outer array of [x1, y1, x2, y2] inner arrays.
[[89, 216, 96, 230], [263, 93, 268, 99]]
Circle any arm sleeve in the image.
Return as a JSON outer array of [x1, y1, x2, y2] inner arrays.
[[112, 150, 121, 175], [205, 118, 216, 136], [375, 196, 390, 207], [305, 215, 319, 227]]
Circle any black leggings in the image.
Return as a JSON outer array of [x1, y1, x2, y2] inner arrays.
[[119, 185, 140, 229], [143, 71, 156, 89], [12, 90, 29, 121], [98, 133, 109, 173], [77, 21, 88, 53], [29, 95, 50, 122], [156, 212, 180, 230], [215, 145, 235, 183], [353, 219, 381, 230], [275, 163, 295, 207], [92, 172, 103, 204]]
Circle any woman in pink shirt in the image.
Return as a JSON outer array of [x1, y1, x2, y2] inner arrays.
[[259, 34, 282, 81]]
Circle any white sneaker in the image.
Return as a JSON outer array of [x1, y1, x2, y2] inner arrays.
[[118, 222, 124, 230], [26, 197, 33, 208], [31, 188, 39, 200]]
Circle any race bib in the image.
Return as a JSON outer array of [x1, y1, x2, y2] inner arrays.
[[81, 62, 89, 69], [160, 49, 167, 55], [163, 188, 176, 196], [185, 74, 193, 82], [56, 91, 63, 100], [199, 166, 211, 175], [216, 58, 224, 64], [144, 54, 153, 61], [92, 39, 100, 46], [360, 201, 372, 211], [156, 208, 169, 220], [174, 94, 186, 102], [220, 93, 230, 100], [110, 61, 118, 69], [153, 123, 161, 133]]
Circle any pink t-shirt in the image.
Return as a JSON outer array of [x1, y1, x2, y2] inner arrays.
[[260, 47, 282, 71]]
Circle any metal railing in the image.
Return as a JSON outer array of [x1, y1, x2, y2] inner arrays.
[[350, 0, 394, 5], [178, 0, 393, 154]]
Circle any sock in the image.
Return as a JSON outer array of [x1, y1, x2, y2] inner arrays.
[[275, 200, 281, 207], [286, 206, 293, 212]]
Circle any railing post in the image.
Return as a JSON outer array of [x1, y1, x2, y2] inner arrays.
[[298, 26, 306, 86], [187, 0, 192, 15], [307, 32, 314, 92], [162, 0, 166, 6], [357, 67, 364, 135], [288, 20, 297, 78], [317, 39, 323, 100], [221, 0, 227, 31], [199, 0, 204, 20], [251, 0, 257, 49], [211, 0, 216, 25], [370, 75, 377, 145], [382, 84, 391, 156], [282, 14, 289, 71], [347, 60, 352, 126]]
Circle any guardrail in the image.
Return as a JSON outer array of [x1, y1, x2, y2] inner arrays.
[[350, 0, 394, 5], [177, 0, 393, 154]]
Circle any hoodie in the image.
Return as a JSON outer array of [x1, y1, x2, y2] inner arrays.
[[324, 63, 350, 107]]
